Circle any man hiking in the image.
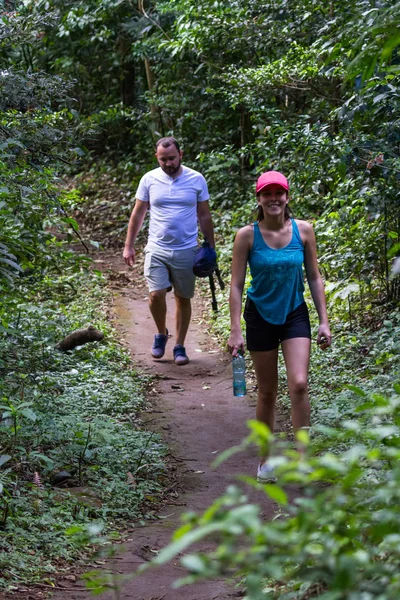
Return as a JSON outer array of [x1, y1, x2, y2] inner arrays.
[[123, 137, 215, 365]]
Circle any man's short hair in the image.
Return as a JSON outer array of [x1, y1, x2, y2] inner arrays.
[[156, 137, 180, 153]]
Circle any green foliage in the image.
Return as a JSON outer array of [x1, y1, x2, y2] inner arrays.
[[150, 383, 400, 599], [0, 243, 22, 284], [346, 2, 400, 81], [11, 0, 400, 314], [1, 0, 400, 593], [0, 275, 166, 589], [0, 8, 89, 300], [131, 0, 400, 308], [151, 279, 399, 598]]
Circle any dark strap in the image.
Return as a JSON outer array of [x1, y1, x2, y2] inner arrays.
[[215, 266, 225, 291], [209, 273, 218, 312]]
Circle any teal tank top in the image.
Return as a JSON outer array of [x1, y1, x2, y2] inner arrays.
[[247, 219, 305, 325]]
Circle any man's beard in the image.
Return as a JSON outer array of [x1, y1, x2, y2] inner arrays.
[[161, 160, 181, 176]]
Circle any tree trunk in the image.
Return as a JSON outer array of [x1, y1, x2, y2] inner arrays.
[[144, 57, 161, 135]]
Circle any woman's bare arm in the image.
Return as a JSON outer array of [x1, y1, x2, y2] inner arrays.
[[298, 220, 332, 348], [228, 225, 253, 355]]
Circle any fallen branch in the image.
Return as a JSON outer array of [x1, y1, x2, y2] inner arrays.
[[33, 583, 87, 591]]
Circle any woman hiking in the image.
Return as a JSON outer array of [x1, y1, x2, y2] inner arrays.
[[228, 170, 331, 482]]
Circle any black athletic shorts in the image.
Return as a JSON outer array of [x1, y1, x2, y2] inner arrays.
[[244, 298, 311, 352]]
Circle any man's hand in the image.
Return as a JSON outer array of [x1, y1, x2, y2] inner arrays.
[[123, 247, 136, 267]]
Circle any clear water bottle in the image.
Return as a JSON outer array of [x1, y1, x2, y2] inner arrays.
[[232, 353, 246, 397]]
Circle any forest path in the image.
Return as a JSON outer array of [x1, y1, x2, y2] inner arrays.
[[54, 252, 290, 600]]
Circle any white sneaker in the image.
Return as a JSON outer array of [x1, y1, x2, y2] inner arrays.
[[257, 462, 277, 483]]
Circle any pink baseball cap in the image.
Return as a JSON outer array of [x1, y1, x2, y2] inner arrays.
[[256, 171, 289, 193]]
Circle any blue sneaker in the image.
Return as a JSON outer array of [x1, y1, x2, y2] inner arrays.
[[173, 344, 189, 366], [151, 329, 168, 359]]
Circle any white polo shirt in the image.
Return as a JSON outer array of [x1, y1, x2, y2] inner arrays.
[[136, 165, 210, 250]]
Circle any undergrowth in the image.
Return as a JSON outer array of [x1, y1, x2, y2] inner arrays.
[[147, 292, 400, 599], [166, 269, 400, 598], [0, 269, 166, 591]]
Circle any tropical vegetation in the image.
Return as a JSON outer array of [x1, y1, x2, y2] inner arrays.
[[0, 0, 399, 596]]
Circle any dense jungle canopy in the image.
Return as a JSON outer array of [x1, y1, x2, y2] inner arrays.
[[1, 0, 400, 306], [0, 0, 400, 597]]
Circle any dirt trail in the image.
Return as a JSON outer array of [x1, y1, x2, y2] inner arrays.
[[54, 260, 290, 600]]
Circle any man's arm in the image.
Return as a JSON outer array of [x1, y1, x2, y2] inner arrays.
[[197, 201, 215, 248], [123, 199, 148, 266]]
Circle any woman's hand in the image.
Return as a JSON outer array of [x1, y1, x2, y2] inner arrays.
[[317, 323, 332, 350], [228, 332, 245, 356]]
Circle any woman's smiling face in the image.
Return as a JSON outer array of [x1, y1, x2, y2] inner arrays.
[[258, 184, 289, 215]]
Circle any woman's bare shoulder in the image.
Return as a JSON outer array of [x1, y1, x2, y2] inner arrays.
[[234, 224, 254, 247], [295, 219, 314, 234], [236, 224, 254, 239], [295, 219, 313, 230], [294, 219, 315, 245], [236, 223, 254, 236]]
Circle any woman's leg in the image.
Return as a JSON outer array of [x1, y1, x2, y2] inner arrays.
[[250, 348, 279, 462], [281, 337, 311, 448]]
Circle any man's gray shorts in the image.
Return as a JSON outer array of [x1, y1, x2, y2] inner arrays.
[[144, 244, 198, 298]]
